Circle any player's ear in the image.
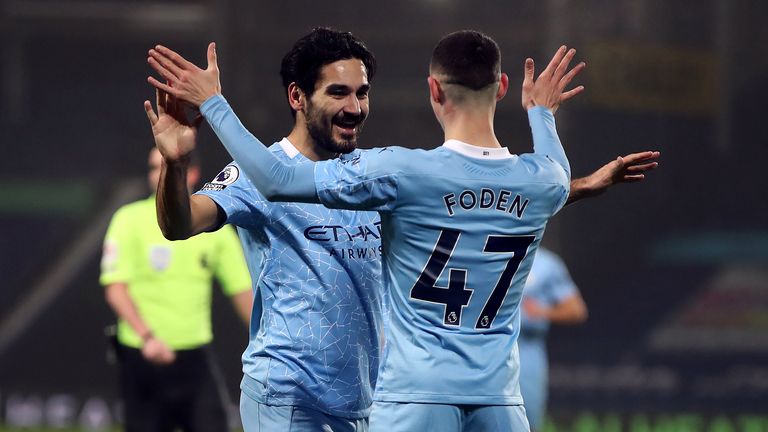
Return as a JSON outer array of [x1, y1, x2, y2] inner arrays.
[[287, 82, 304, 112], [427, 76, 444, 104], [496, 73, 509, 101]]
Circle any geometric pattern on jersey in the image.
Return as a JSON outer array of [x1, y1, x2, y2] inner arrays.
[[196, 139, 382, 419], [314, 138, 569, 406]]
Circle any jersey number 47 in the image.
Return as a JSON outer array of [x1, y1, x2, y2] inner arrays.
[[410, 229, 535, 330]]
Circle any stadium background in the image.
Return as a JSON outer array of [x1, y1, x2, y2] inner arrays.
[[1, 0, 767, 430]]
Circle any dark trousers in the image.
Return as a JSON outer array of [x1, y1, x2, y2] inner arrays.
[[117, 344, 229, 432]]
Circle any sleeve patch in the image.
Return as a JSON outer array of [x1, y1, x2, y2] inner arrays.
[[202, 165, 240, 191], [101, 241, 118, 273]]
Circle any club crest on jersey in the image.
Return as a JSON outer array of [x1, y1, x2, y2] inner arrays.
[[149, 246, 172, 271], [202, 165, 239, 191]]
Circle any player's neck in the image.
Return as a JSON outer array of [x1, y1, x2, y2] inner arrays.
[[286, 124, 338, 162], [442, 108, 501, 149]]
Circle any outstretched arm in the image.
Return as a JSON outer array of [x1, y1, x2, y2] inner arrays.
[[567, 151, 660, 205], [522, 46, 586, 176], [201, 96, 319, 202], [144, 87, 222, 239], [146, 43, 319, 203], [519, 48, 659, 206]]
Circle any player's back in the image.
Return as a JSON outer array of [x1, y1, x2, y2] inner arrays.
[[373, 141, 569, 405]]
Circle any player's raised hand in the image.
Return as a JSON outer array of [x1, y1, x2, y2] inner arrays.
[[521, 45, 585, 114], [147, 42, 221, 108], [144, 87, 203, 162]]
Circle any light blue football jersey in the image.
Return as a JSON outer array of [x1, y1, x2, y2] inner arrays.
[[195, 139, 382, 418], [520, 247, 578, 338], [518, 247, 578, 429], [200, 94, 569, 407], [312, 139, 569, 405]]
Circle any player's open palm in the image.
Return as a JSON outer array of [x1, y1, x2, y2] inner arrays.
[[143, 88, 202, 162], [589, 151, 661, 190], [521, 45, 585, 114], [147, 42, 221, 108]]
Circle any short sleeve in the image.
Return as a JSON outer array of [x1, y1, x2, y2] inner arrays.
[[100, 206, 137, 286], [195, 162, 270, 229]]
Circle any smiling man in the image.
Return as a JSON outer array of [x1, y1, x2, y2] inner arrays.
[[152, 31, 584, 432], [148, 28, 381, 432], [146, 27, 659, 432]]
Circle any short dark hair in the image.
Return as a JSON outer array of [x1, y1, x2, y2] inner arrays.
[[280, 27, 376, 115], [430, 30, 501, 91]]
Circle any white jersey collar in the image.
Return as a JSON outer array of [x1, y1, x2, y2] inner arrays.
[[278, 137, 301, 159], [442, 139, 513, 160]]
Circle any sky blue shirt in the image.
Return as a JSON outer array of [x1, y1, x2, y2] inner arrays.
[[313, 143, 569, 405], [195, 139, 382, 418], [520, 247, 579, 339], [200, 94, 569, 406], [518, 247, 578, 428]]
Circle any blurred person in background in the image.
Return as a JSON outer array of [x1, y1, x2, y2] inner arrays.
[[519, 248, 587, 431], [144, 27, 658, 432], [100, 146, 252, 432]]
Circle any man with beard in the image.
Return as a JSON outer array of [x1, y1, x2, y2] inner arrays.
[[149, 28, 381, 432], [146, 28, 659, 431]]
